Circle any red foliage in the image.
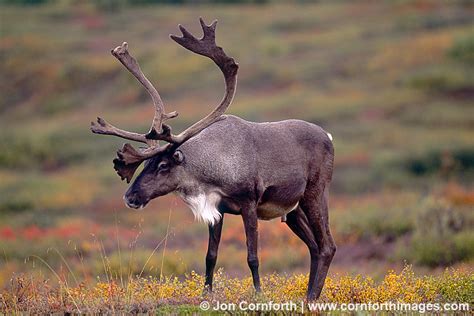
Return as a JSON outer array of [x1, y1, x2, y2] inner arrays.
[[0, 227, 15, 240], [51, 224, 82, 239], [22, 225, 45, 240], [442, 183, 474, 206]]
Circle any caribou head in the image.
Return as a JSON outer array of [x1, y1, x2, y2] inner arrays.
[[91, 18, 238, 209]]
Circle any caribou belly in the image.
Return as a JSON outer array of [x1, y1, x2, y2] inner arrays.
[[257, 201, 299, 220]]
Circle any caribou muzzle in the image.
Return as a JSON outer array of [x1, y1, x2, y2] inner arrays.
[[124, 188, 149, 209]]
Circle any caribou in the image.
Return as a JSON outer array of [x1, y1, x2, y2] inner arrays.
[[91, 18, 336, 300]]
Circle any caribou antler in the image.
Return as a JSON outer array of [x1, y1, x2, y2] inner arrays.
[[91, 18, 238, 182], [91, 42, 178, 146], [169, 17, 239, 144]]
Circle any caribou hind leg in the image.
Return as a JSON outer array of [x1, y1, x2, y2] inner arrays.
[[241, 202, 262, 293], [285, 207, 320, 299], [299, 185, 336, 300]]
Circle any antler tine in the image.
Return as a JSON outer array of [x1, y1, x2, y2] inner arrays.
[[199, 17, 217, 40], [91, 117, 148, 144], [169, 18, 239, 144], [171, 19, 222, 62], [178, 24, 195, 41]]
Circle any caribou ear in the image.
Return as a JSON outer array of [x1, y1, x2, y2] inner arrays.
[[173, 150, 184, 164]]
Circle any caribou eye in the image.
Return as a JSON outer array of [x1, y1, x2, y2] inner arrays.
[[157, 162, 169, 172]]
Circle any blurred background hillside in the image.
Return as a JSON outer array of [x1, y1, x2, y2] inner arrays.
[[0, 0, 473, 288]]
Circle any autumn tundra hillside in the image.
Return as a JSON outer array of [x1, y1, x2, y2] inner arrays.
[[0, 0, 473, 313]]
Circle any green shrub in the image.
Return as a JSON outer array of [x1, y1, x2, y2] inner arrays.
[[0, 0, 48, 4], [404, 148, 474, 176], [0, 198, 34, 213], [0, 131, 101, 170], [401, 198, 474, 266], [449, 34, 474, 65], [408, 232, 474, 267], [452, 231, 474, 262], [397, 11, 473, 31], [407, 66, 473, 94], [336, 206, 414, 241]]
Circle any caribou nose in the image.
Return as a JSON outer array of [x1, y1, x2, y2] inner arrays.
[[123, 188, 150, 209], [124, 194, 143, 209], [124, 186, 140, 208], [123, 195, 140, 209]]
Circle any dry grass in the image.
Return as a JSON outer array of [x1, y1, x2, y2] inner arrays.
[[1, 266, 472, 314]]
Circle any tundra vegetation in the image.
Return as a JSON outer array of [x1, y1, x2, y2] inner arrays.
[[0, 0, 473, 313]]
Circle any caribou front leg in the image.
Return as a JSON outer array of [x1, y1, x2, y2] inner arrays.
[[242, 203, 261, 293], [204, 215, 224, 292]]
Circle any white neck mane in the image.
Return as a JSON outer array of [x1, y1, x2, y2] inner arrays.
[[177, 191, 222, 226]]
